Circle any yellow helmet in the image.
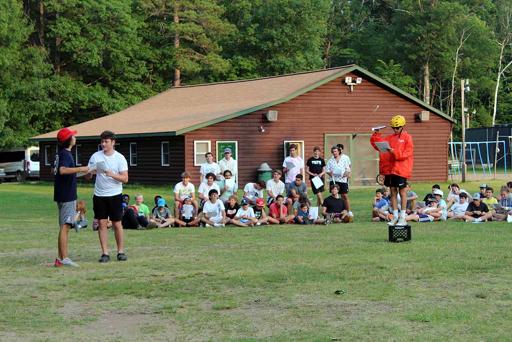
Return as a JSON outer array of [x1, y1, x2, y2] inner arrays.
[[390, 115, 406, 128]]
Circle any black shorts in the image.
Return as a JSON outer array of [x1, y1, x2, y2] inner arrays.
[[384, 174, 407, 189], [309, 179, 325, 194], [330, 181, 349, 194], [93, 194, 123, 221]]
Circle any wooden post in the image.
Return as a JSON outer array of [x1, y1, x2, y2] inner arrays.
[[461, 80, 466, 182]]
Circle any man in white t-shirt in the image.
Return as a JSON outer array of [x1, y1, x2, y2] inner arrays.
[[326, 144, 352, 217], [173, 171, 198, 217], [282, 144, 304, 190], [243, 180, 265, 205], [200, 189, 227, 227], [198, 172, 221, 206], [86, 130, 128, 263], [266, 169, 285, 205], [218, 148, 238, 182], [199, 152, 221, 183]]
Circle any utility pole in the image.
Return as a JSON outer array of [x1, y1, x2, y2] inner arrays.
[[461, 79, 467, 182]]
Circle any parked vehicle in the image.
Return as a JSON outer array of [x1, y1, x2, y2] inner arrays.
[[0, 168, 6, 183], [0, 146, 40, 181]]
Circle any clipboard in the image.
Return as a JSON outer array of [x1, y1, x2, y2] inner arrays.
[[308, 207, 319, 220], [375, 141, 391, 152], [311, 176, 323, 189], [285, 161, 295, 170]]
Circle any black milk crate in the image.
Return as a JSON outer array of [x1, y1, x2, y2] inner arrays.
[[388, 225, 411, 242]]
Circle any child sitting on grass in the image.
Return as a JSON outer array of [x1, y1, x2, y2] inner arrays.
[[152, 198, 175, 228], [232, 199, 257, 227], [294, 202, 325, 225], [177, 196, 199, 227], [74, 200, 88, 231], [372, 188, 389, 222]]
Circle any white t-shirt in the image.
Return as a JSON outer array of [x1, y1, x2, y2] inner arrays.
[[218, 157, 237, 180], [174, 181, 195, 200], [438, 199, 448, 220], [235, 206, 255, 219], [449, 201, 469, 216], [282, 156, 304, 183], [326, 155, 351, 183], [198, 182, 220, 199], [266, 179, 285, 198], [181, 204, 195, 219], [200, 162, 221, 183], [203, 200, 225, 220], [88, 150, 128, 197], [244, 183, 264, 201]]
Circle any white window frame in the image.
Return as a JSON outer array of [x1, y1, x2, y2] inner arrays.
[[194, 140, 211, 166], [129, 142, 137, 166], [161, 141, 170, 166], [74, 144, 81, 166], [44, 145, 51, 166]]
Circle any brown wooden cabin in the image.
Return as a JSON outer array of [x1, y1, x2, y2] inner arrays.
[[34, 65, 454, 186]]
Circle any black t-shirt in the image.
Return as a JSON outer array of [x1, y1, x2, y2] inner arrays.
[[322, 195, 345, 213], [254, 207, 263, 219], [53, 149, 77, 203], [225, 203, 239, 219], [306, 157, 326, 180], [467, 201, 489, 215]]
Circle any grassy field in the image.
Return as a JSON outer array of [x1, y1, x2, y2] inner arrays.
[[1, 181, 512, 341]]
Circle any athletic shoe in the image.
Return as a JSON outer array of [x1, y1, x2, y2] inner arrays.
[[117, 253, 127, 261], [388, 216, 398, 226], [54, 258, 63, 267], [61, 258, 79, 267], [348, 211, 354, 217], [98, 254, 110, 263], [213, 223, 221, 227], [205, 223, 212, 227], [397, 216, 407, 226], [256, 222, 261, 226]]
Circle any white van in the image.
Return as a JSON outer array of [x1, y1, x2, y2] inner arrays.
[[0, 146, 40, 181]]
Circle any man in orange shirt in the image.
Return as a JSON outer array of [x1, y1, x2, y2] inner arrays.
[[370, 115, 414, 226]]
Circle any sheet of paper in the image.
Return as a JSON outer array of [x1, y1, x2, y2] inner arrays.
[[308, 207, 319, 220], [311, 176, 323, 189], [95, 160, 106, 172], [76, 171, 87, 178], [225, 178, 235, 189], [372, 125, 386, 131], [375, 141, 391, 152], [285, 161, 295, 170]]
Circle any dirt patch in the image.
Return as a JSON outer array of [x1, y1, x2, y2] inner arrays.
[[73, 311, 177, 341]]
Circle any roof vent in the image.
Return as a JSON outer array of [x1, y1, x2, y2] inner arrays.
[[265, 110, 278, 122], [416, 111, 430, 122]]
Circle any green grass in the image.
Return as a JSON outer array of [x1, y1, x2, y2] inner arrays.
[[1, 181, 512, 341]]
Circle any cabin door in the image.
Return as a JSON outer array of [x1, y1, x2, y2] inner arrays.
[[324, 134, 379, 186]]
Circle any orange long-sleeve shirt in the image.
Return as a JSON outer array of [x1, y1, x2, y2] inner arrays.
[[370, 130, 414, 179]]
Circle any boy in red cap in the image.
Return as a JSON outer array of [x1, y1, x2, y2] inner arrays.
[[370, 115, 414, 226], [54, 128, 89, 267]]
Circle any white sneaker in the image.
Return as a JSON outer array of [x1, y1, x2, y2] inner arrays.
[[348, 211, 354, 217], [397, 216, 407, 226], [388, 216, 398, 226], [507, 214, 512, 223], [256, 222, 261, 226], [61, 258, 79, 267], [205, 223, 212, 227]]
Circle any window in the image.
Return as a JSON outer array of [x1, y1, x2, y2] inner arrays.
[[161, 141, 170, 166], [44, 145, 51, 166], [194, 140, 211, 166], [74, 144, 82, 166], [129, 143, 137, 166]]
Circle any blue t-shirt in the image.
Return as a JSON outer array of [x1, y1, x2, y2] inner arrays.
[[53, 149, 77, 203], [374, 198, 388, 209]]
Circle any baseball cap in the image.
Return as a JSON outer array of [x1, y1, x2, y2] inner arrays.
[[157, 198, 166, 207], [479, 184, 487, 189], [472, 193, 481, 200], [57, 127, 77, 143], [433, 189, 444, 197], [224, 147, 232, 154], [255, 198, 264, 206], [241, 198, 249, 205]]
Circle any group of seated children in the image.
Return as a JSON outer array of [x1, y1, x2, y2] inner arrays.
[[372, 181, 512, 223], [118, 169, 354, 229]]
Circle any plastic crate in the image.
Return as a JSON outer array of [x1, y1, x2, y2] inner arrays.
[[388, 225, 411, 242]]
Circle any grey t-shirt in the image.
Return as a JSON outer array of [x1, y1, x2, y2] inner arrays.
[[287, 181, 307, 197]]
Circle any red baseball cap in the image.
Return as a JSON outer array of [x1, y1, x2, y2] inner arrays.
[[256, 198, 264, 206], [57, 127, 77, 143]]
